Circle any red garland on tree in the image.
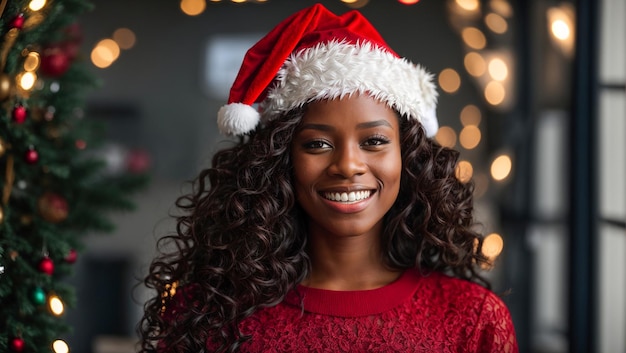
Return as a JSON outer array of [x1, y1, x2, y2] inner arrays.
[[10, 337, 25, 352], [38, 256, 54, 275]]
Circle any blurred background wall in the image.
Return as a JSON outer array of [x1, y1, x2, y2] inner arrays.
[[60, 0, 624, 352]]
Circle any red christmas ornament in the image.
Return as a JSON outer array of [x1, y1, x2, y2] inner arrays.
[[10, 337, 25, 352], [12, 105, 27, 124], [38, 192, 69, 223], [126, 148, 151, 173], [25, 148, 38, 164], [11, 14, 25, 29], [40, 47, 71, 77], [65, 249, 78, 264], [38, 256, 54, 275]]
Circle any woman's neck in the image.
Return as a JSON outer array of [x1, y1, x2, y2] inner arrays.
[[303, 227, 401, 291]]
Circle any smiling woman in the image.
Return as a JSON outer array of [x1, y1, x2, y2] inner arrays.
[[139, 3, 518, 352]]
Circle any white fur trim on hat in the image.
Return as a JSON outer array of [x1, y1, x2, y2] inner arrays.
[[260, 40, 439, 137], [217, 103, 261, 136]]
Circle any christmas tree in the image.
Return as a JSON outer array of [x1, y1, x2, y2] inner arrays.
[[0, 0, 147, 351]]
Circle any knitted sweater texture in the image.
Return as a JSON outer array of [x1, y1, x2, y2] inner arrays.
[[163, 270, 518, 352], [237, 270, 518, 352]]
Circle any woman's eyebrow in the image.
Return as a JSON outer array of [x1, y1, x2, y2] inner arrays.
[[298, 120, 392, 132], [356, 120, 393, 129]]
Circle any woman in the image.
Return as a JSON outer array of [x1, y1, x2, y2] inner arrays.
[[139, 3, 518, 352]]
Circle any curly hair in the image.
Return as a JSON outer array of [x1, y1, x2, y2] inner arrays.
[[138, 108, 490, 352]]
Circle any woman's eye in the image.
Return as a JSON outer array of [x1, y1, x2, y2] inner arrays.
[[363, 136, 390, 147], [303, 140, 331, 149]]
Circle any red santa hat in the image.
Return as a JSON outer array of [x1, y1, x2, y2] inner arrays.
[[217, 3, 439, 137]]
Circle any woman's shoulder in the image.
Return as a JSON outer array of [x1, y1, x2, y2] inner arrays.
[[412, 270, 510, 315]]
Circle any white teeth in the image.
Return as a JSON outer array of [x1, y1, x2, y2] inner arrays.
[[323, 190, 371, 202]]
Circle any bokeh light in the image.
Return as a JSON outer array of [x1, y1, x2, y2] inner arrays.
[[485, 12, 508, 34], [52, 340, 69, 353], [482, 233, 504, 258], [180, 0, 206, 16], [488, 57, 508, 81], [435, 126, 457, 148], [484, 81, 506, 105], [460, 104, 481, 126], [491, 154, 512, 181], [455, 160, 474, 183], [113, 28, 136, 50], [464, 52, 486, 77], [459, 125, 481, 149], [438, 68, 461, 93], [461, 27, 486, 50]]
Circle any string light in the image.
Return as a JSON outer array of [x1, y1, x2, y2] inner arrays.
[[438, 68, 461, 93], [49, 294, 64, 316], [490, 154, 512, 181], [435, 126, 457, 148], [52, 340, 69, 353], [180, 0, 206, 16], [28, 0, 47, 11], [455, 160, 473, 183], [18, 71, 37, 90], [23, 52, 40, 72], [91, 39, 121, 69], [464, 52, 486, 77], [112, 28, 136, 50], [459, 125, 481, 149]]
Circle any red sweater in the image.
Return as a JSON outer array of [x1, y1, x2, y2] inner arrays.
[[164, 270, 518, 352], [239, 270, 517, 352]]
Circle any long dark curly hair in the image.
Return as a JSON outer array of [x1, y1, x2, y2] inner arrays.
[[138, 107, 490, 352]]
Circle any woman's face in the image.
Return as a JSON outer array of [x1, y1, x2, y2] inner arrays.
[[291, 94, 402, 239]]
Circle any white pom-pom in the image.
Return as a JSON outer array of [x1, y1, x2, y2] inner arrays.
[[421, 107, 439, 138], [217, 103, 261, 136]]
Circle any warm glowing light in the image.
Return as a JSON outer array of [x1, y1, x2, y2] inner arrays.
[[52, 340, 69, 353], [461, 27, 487, 50], [491, 154, 512, 181], [547, 5, 575, 57], [180, 0, 206, 15], [345, 0, 369, 8], [29, 0, 46, 11], [460, 104, 481, 126], [91, 39, 121, 69], [455, 160, 473, 183], [490, 0, 513, 18], [231, 0, 246, 3], [23, 52, 40, 72], [49, 295, 64, 316], [113, 28, 136, 50], [455, 0, 479, 11], [460, 125, 481, 149], [438, 68, 461, 93], [488, 57, 508, 81], [18, 72, 36, 90], [341, 0, 358, 3], [551, 19, 570, 40], [435, 126, 457, 148], [398, 0, 420, 4], [482, 233, 504, 258], [484, 81, 506, 105], [464, 52, 486, 77], [485, 13, 508, 34]]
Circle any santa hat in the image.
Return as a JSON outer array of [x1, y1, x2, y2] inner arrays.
[[217, 3, 439, 137]]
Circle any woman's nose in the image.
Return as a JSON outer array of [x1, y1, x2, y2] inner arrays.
[[328, 144, 367, 178]]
